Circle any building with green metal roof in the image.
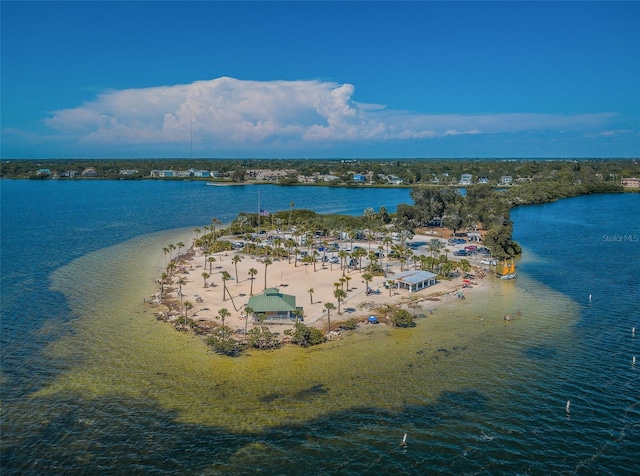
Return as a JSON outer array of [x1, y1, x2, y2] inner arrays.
[[247, 288, 302, 323]]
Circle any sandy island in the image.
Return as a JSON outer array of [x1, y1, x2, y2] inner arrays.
[[148, 229, 491, 342]]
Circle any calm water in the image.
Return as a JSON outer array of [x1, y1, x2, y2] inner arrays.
[[1, 180, 638, 475]]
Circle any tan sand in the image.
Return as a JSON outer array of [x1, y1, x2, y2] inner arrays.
[[153, 234, 487, 336]]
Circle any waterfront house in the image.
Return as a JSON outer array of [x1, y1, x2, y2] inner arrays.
[[459, 174, 473, 185], [622, 177, 640, 188], [81, 168, 98, 177], [499, 175, 513, 186], [392, 270, 437, 292], [247, 288, 302, 323]]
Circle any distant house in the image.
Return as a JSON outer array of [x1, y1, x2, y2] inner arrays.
[[385, 175, 404, 185], [323, 174, 341, 182], [622, 177, 640, 188], [36, 168, 51, 176], [81, 167, 97, 177], [119, 169, 139, 175], [150, 170, 174, 178], [477, 176, 490, 184], [459, 174, 473, 185], [467, 232, 482, 242], [192, 169, 210, 178], [352, 173, 366, 183], [247, 288, 302, 323], [392, 270, 437, 293], [499, 175, 513, 186]]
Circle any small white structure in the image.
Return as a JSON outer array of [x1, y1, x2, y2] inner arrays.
[[392, 270, 437, 292], [459, 174, 473, 185]]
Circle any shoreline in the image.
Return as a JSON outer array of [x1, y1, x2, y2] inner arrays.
[[147, 230, 490, 348]]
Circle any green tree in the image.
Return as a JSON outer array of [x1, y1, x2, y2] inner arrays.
[[387, 279, 396, 297], [201, 272, 210, 288], [324, 302, 336, 333], [308, 288, 315, 304], [183, 301, 194, 327], [232, 254, 242, 281], [248, 267, 258, 295], [390, 308, 415, 327], [334, 288, 347, 314], [362, 272, 373, 292], [284, 322, 325, 347], [243, 306, 254, 341], [177, 278, 186, 313], [263, 258, 272, 289], [221, 271, 232, 301], [216, 308, 231, 339]]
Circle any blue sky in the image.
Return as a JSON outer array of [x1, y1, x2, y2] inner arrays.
[[2, 1, 639, 159]]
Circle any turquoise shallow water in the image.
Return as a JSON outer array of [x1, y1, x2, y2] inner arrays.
[[1, 181, 639, 474]]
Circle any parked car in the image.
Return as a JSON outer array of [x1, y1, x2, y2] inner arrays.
[[453, 250, 468, 256]]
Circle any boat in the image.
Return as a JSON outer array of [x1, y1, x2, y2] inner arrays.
[[498, 259, 516, 279]]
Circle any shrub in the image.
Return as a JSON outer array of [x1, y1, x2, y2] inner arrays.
[[390, 308, 415, 328], [284, 322, 326, 347]]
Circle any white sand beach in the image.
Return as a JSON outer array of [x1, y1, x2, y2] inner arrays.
[[151, 232, 489, 337]]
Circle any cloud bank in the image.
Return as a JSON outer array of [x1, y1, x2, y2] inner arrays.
[[43, 76, 617, 149]]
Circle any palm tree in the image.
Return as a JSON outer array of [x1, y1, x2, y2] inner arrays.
[[362, 272, 373, 292], [334, 288, 347, 314], [292, 308, 304, 325], [248, 267, 258, 295], [201, 272, 210, 288], [263, 258, 272, 290], [232, 255, 242, 281], [160, 272, 168, 297], [285, 238, 296, 263], [208, 256, 216, 274], [211, 217, 222, 240], [176, 241, 185, 260], [338, 250, 348, 275], [177, 277, 186, 312], [308, 288, 315, 304], [427, 238, 444, 258], [243, 306, 254, 342], [216, 307, 230, 339], [167, 262, 176, 284], [221, 271, 231, 301], [345, 275, 352, 292], [324, 302, 336, 333], [387, 279, 396, 297], [288, 201, 295, 230], [162, 247, 169, 267], [184, 301, 194, 324]]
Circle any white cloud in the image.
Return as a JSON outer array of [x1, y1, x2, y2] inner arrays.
[[43, 76, 618, 148]]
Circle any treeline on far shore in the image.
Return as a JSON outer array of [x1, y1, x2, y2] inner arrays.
[[1, 157, 638, 187]]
